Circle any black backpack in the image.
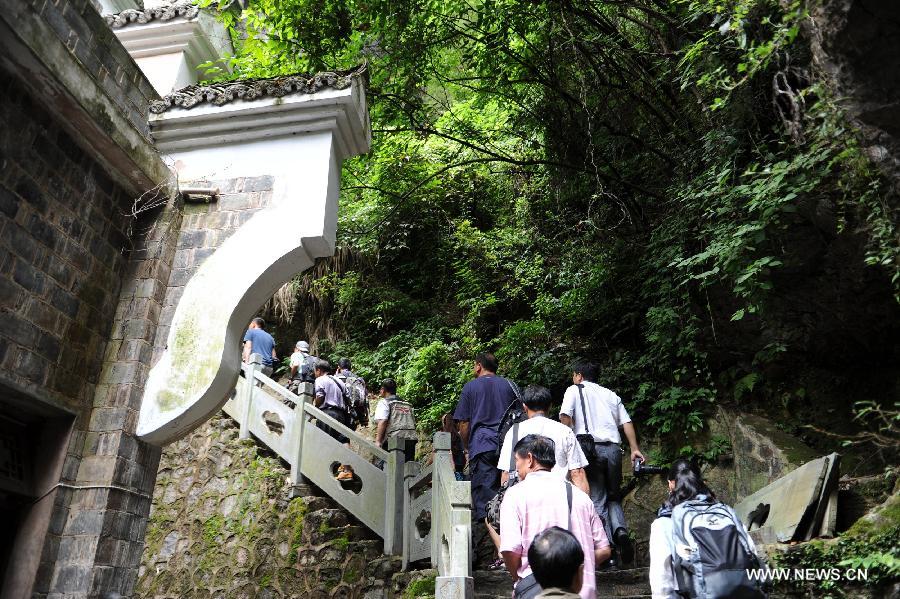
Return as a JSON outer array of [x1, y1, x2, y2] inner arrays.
[[495, 378, 526, 449], [336, 372, 369, 428]]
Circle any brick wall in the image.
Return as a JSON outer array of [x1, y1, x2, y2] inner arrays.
[[0, 67, 182, 596], [50, 195, 182, 596], [0, 69, 131, 419], [31, 0, 158, 137], [154, 176, 275, 365], [0, 68, 130, 595]]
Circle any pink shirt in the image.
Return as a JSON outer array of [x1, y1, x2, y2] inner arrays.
[[499, 470, 609, 599]]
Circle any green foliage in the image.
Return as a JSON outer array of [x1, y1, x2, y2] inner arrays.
[[212, 0, 900, 454], [697, 435, 732, 464], [276, 354, 291, 378], [202, 514, 224, 544], [286, 499, 307, 564], [495, 320, 573, 389], [671, 92, 896, 319], [404, 575, 436, 599], [677, 0, 805, 109], [342, 563, 360, 583], [333, 530, 351, 551], [772, 525, 900, 597], [398, 340, 468, 431]]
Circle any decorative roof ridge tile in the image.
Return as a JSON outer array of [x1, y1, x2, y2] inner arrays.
[[105, 0, 200, 29], [149, 65, 367, 114]]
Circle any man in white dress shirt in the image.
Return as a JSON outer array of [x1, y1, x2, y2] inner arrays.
[[485, 385, 592, 568], [560, 362, 645, 566]]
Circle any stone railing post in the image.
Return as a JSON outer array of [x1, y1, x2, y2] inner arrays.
[[385, 436, 415, 555], [402, 460, 423, 569], [432, 432, 474, 598], [239, 353, 261, 440], [431, 431, 451, 566], [288, 386, 310, 496], [299, 381, 315, 404]]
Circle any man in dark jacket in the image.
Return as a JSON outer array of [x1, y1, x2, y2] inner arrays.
[[453, 352, 518, 553]]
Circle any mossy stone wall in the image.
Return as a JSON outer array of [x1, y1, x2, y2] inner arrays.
[[138, 414, 403, 598]]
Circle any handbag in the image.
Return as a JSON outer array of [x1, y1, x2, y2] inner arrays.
[[576, 384, 599, 466], [485, 422, 520, 529]]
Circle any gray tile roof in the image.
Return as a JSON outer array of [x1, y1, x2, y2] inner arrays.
[[149, 65, 366, 114], [105, 0, 200, 29]]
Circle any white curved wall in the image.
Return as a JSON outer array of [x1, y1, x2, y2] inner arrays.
[[138, 82, 368, 445]]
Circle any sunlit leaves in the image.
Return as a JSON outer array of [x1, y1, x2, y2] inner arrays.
[[676, 0, 806, 109]]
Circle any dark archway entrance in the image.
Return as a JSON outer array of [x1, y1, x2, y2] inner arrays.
[[0, 384, 73, 598]]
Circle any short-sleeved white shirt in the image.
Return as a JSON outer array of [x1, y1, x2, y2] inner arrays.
[[289, 351, 306, 368], [373, 397, 392, 422], [559, 381, 631, 443], [496, 415, 588, 477]]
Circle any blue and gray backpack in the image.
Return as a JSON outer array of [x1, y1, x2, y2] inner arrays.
[[668, 497, 767, 599]]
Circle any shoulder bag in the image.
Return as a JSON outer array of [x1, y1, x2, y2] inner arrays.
[[576, 384, 599, 466], [485, 422, 520, 530]]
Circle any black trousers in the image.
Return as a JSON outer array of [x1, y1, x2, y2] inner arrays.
[[587, 441, 626, 543], [317, 406, 350, 445]]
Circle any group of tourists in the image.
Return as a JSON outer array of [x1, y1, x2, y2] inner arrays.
[[451, 353, 637, 598], [515, 457, 765, 599], [241, 320, 418, 481], [242, 322, 766, 599], [450, 352, 766, 599]]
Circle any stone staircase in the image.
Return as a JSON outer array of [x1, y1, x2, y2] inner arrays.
[[222, 363, 475, 595], [595, 567, 653, 598], [472, 567, 652, 598]]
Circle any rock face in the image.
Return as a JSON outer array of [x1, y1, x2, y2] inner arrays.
[[709, 409, 819, 503], [137, 414, 402, 598], [810, 0, 900, 184], [621, 409, 819, 566]]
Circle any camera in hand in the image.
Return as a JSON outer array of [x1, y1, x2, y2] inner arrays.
[[633, 458, 666, 476]]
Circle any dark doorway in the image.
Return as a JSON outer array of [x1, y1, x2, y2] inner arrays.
[[0, 383, 73, 597]]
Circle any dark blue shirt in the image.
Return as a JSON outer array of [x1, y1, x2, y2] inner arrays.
[[453, 375, 517, 458], [243, 328, 275, 366]]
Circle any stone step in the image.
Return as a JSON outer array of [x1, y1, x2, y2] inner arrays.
[[597, 566, 652, 597], [473, 567, 651, 598], [473, 569, 512, 598], [314, 522, 373, 544], [296, 494, 336, 512]]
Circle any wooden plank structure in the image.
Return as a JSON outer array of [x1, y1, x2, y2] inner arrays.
[[224, 355, 474, 597]]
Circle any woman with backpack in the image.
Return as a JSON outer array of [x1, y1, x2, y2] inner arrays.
[[649, 460, 766, 599]]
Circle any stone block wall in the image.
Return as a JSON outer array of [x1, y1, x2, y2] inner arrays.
[[0, 67, 181, 596], [31, 0, 158, 136], [0, 69, 132, 428], [153, 176, 275, 365], [138, 414, 404, 598]]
